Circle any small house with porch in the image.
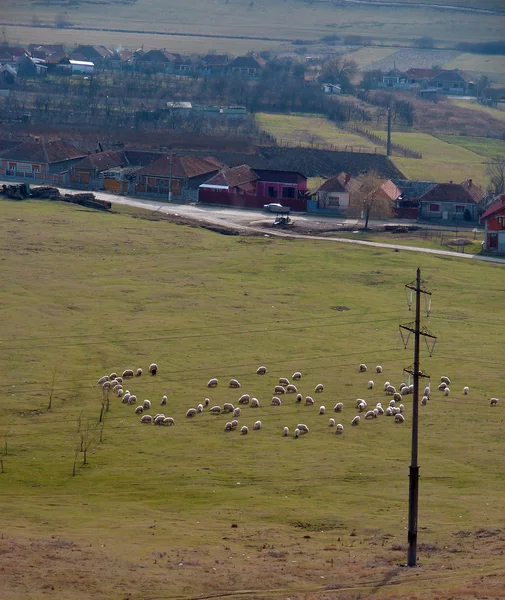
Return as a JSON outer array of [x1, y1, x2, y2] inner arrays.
[[417, 182, 481, 223], [308, 173, 350, 214], [481, 195, 505, 253]]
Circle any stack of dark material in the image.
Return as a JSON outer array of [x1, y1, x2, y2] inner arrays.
[[30, 186, 61, 200], [64, 193, 111, 211], [2, 183, 30, 199]]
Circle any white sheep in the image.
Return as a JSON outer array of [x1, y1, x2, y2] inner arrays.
[[116, 377, 123, 384], [210, 405, 221, 414], [97, 375, 109, 385], [314, 383, 324, 393], [271, 396, 282, 406], [398, 404, 404, 413], [329, 418, 335, 427], [305, 396, 314, 406], [424, 386, 431, 397], [197, 403, 204, 413], [122, 392, 131, 404], [376, 406, 384, 415], [224, 422, 232, 431], [143, 399, 151, 410], [385, 407, 393, 416], [490, 397, 499, 407], [154, 415, 165, 426], [229, 378, 241, 388], [408, 384, 414, 393], [283, 426, 289, 436], [140, 414, 152, 424], [334, 402, 343, 412], [463, 386, 469, 395], [135, 405, 144, 414], [391, 407, 401, 415], [230, 419, 239, 429], [440, 376, 451, 385], [163, 417, 174, 426], [297, 424, 309, 434], [207, 378, 218, 388], [319, 405, 326, 415], [253, 420, 261, 430], [109, 372, 117, 380], [122, 369, 134, 379], [365, 410, 376, 420], [128, 394, 137, 405], [294, 428, 300, 438], [274, 385, 286, 395], [336, 423, 344, 433], [393, 392, 402, 402], [149, 363, 158, 376], [223, 402, 235, 413], [204, 398, 210, 407], [375, 365, 383, 374], [135, 368, 142, 377], [256, 366, 267, 375], [444, 387, 450, 396], [241, 425, 248, 435], [421, 396, 428, 405], [186, 408, 197, 418], [351, 415, 360, 426], [357, 402, 366, 413], [278, 377, 290, 386], [116, 388, 123, 397], [286, 384, 298, 393], [233, 407, 241, 417], [102, 381, 112, 390], [292, 372, 302, 380], [153, 413, 165, 421], [389, 399, 396, 407], [359, 364, 367, 372], [368, 380, 374, 389], [238, 394, 250, 404], [251, 398, 260, 408], [438, 382, 447, 391], [296, 393, 302, 403], [383, 381, 391, 391], [113, 383, 122, 392], [386, 385, 396, 395], [161, 395, 167, 406], [356, 398, 367, 409], [395, 414, 405, 423]]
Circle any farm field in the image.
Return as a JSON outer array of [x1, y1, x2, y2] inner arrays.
[[449, 99, 505, 124], [256, 112, 381, 152], [342, 46, 398, 69], [1, 199, 504, 599], [438, 135, 505, 159], [365, 48, 461, 72], [445, 53, 505, 84]]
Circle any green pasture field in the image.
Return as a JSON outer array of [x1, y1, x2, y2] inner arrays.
[[438, 135, 505, 159], [256, 112, 380, 151], [1, 199, 504, 599], [3, 0, 504, 52], [449, 99, 505, 124]]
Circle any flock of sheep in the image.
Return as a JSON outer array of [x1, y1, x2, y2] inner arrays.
[[95, 362, 500, 439]]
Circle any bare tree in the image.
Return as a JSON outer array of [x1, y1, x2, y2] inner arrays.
[[486, 155, 505, 195], [350, 170, 394, 229], [47, 367, 57, 411]]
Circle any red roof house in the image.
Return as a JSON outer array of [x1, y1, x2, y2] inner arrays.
[[481, 195, 505, 253], [417, 182, 481, 222]]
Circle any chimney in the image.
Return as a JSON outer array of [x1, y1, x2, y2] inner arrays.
[[449, 180, 453, 184], [345, 173, 350, 184], [468, 178, 472, 188]]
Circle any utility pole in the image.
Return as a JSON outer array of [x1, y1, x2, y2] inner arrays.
[[399, 268, 437, 567], [386, 106, 392, 157], [168, 148, 173, 202]]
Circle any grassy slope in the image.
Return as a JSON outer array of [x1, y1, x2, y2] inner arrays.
[[438, 135, 505, 159], [449, 99, 505, 123], [1, 199, 505, 598]]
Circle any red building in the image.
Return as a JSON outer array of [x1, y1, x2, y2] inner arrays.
[[481, 195, 505, 253]]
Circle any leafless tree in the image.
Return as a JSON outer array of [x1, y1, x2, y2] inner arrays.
[[351, 170, 394, 229], [486, 155, 505, 195], [47, 367, 57, 411]]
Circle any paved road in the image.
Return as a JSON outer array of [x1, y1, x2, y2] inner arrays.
[[8, 183, 505, 265]]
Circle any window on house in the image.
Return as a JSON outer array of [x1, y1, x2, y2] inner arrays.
[[455, 205, 465, 213], [268, 186, 277, 198], [429, 203, 440, 212], [32, 164, 40, 172], [9, 162, 16, 170], [282, 187, 295, 199]]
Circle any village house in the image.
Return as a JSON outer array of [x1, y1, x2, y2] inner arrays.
[[228, 55, 265, 77], [308, 173, 350, 214], [134, 49, 181, 73], [16, 55, 48, 77], [417, 181, 482, 223], [381, 68, 408, 88], [480, 195, 505, 253], [69, 45, 113, 67], [428, 70, 468, 95]]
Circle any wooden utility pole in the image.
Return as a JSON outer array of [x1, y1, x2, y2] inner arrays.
[[386, 106, 392, 157], [399, 268, 436, 567]]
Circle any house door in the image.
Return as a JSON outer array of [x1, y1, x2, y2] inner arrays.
[[488, 233, 498, 249]]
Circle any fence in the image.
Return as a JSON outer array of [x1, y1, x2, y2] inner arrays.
[[273, 138, 382, 155], [340, 125, 423, 159], [199, 188, 306, 212], [3, 170, 66, 184]]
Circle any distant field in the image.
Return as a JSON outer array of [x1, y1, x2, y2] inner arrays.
[[449, 99, 505, 123], [445, 53, 505, 75], [256, 112, 381, 152], [438, 135, 505, 159], [342, 46, 398, 69], [365, 48, 461, 72]]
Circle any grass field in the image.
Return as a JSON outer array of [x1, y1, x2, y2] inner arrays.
[[256, 112, 381, 151], [445, 54, 505, 84], [449, 99, 505, 124], [1, 198, 505, 599], [438, 135, 505, 159]]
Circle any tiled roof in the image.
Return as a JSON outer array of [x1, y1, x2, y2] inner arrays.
[[315, 174, 347, 193], [71, 150, 126, 171], [460, 179, 484, 203], [137, 49, 178, 63], [0, 139, 22, 153], [418, 183, 477, 204], [405, 68, 439, 79], [481, 195, 505, 221], [0, 139, 85, 164], [229, 55, 264, 69], [204, 164, 259, 188], [380, 179, 402, 201], [429, 70, 466, 84], [253, 169, 306, 184], [136, 155, 224, 179]]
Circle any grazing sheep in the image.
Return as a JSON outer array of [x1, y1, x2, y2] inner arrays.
[[305, 396, 315, 406], [351, 415, 360, 426], [116, 388, 123, 397], [230, 419, 239, 429], [283, 426, 289, 437], [229, 378, 241, 389], [271, 396, 282, 406], [424, 386, 431, 397], [319, 405, 326, 415], [210, 405, 221, 414], [224, 422, 232, 431], [399, 386, 409, 396], [241, 426, 248, 435], [122, 369, 134, 379], [356, 398, 367, 409], [233, 407, 241, 417], [375, 366, 383, 374], [376, 406, 384, 415], [359, 364, 367, 372], [161, 395, 167, 406], [163, 417, 174, 426], [329, 418, 335, 427], [334, 402, 344, 412], [408, 384, 414, 393], [141, 414, 152, 424], [251, 398, 260, 408], [121, 392, 131, 404], [490, 397, 499, 407], [256, 366, 267, 375], [368, 380, 374, 389], [97, 375, 109, 385], [399, 382, 407, 391], [128, 394, 137, 405], [186, 408, 197, 418], [223, 402, 235, 413], [113, 383, 122, 392], [391, 407, 401, 415], [296, 393, 302, 403], [135, 368, 142, 377], [274, 385, 286, 395], [279, 377, 290, 386], [385, 407, 393, 416], [109, 372, 117, 380], [444, 387, 450, 396], [116, 377, 123, 384], [336, 423, 344, 433], [393, 392, 402, 402], [383, 381, 391, 391], [238, 394, 250, 404], [292, 372, 302, 380], [438, 382, 447, 391], [365, 410, 376, 420], [314, 383, 324, 393], [421, 396, 428, 406], [149, 363, 158, 376], [357, 402, 366, 413], [143, 399, 151, 410], [395, 414, 405, 423], [386, 385, 397, 395], [389, 399, 396, 407], [204, 398, 210, 407], [197, 404, 204, 413], [398, 404, 404, 413], [135, 405, 144, 414], [286, 384, 298, 393], [102, 381, 112, 390], [297, 424, 309, 434], [154, 415, 165, 426], [253, 420, 261, 430], [294, 428, 301, 438], [154, 413, 165, 421], [440, 376, 451, 385], [463, 386, 469, 395], [207, 378, 218, 388]]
